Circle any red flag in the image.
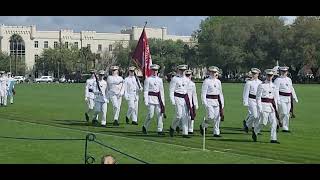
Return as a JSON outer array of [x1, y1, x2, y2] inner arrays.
[[132, 28, 152, 78]]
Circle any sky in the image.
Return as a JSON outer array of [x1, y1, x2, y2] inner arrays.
[[0, 16, 296, 36]]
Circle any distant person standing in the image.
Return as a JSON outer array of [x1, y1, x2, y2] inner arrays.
[[107, 66, 124, 126], [7, 72, 16, 105], [274, 66, 298, 133], [0, 71, 8, 107], [124, 66, 143, 125], [84, 69, 97, 122]]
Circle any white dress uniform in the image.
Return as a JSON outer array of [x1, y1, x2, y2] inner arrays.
[[274, 75, 298, 131], [7, 76, 15, 104], [254, 79, 279, 141], [85, 77, 96, 110], [201, 73, 224, 136], [107, 75, 124, 121], [0, 74, 8, 106], [243, 78, 262, 129], [169, 73, 192, 136], [187, 79, 199, 133], [143, 74, 165, 133], [93, 79, 108, 126], [124, 75, 142, 123]]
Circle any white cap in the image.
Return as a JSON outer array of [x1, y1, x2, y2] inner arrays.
[[265, 69, 275, 75], [98, 70, 105, 75], [110, 66, 119, 71], [251, 68, 261, 74], [129, 66, 136, 71], [208, 66, 219, 72], [177, 64, 188, 70], [279, 66, 289, 71], [185, 70, 193, 75], [150, 64, 160, 70]]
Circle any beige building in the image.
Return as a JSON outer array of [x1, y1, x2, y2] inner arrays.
[[0, 24, 193, 74]]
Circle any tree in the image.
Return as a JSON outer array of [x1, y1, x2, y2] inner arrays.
[[9, 34, 24, 75]]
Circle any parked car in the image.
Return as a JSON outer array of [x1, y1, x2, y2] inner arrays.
[[35, 76, 54, 83], [13, 76, 25, 83]]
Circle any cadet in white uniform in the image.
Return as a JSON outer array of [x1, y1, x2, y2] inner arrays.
[[84, 69, 96, 122], [252, 69, 281, 144], [242, 68, 262, 133], [92, 70, 109, 127], [107, 66, 124, 126], [169, 65, 194, 138], [7, 72, 15, 105], [142, 64, 166, 136], [0, 71, 8, 107], [124, 66, 143, 125], [200, 66, 225, 137], [274, 66, 298, 133], [185, 70, 199, 134]]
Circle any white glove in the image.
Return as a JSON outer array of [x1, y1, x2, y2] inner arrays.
[[171, 100, 176, 106], [145, 102, 149, 106], [295, 99, 298, 103], [85, 97, 88, 102], [258, 106, 263, 114], [195, 105, 199, 110]]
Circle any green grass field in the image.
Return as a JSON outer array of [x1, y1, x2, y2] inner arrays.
[[0, 82, 319, 164]]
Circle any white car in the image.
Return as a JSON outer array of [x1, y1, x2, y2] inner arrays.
[[59, 77, 66, 83], [35, 76, 54, 83], [14, 76, 25, 83]]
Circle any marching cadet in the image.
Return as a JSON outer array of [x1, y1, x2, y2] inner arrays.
[[107, 66, 124, 126], [7, 72, 16, 105], [242, 71, 253, 128], [0, 71, 8, 107], [242, 68, 262, 133], [252, 69, 281, 144], [84, 69, 96, 122], [142, 64, 166, 136], [274, 66, 298, 133], [185, 69, 199, 134], [92, 70, 109, 127], [200, 66, 225, 137], [124, 66, 143, 125], [169, 65, 194, 138]]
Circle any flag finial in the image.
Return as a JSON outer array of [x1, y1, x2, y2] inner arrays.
[[144, 21, 147, 29]]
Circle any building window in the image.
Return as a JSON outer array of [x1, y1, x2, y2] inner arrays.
[[54, 41, 58, 48], [65, 42, 69, 48], [109, 44, 113, 51], [10, 40, 25, 57], [35, 54, 39, 60], [74, 42, 78, 49], [34, 41, 38, 48], [98, 44, 102, 51], [87, 44, 91, 49], [44, 41, 48, 49]]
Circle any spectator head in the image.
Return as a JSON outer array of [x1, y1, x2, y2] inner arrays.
[[101, 155, 116, 164]]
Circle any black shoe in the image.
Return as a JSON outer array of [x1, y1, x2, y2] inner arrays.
[[213, 134, 221, 137], [270, 140, 280, 144], [113, 120, 119, 126], [252, 131, 257, 142], [132, 121, 138, 125], [182, 135, 191, 138], [142, 126, 147, 134], [258, 133, 262, 135], [92, 120, 99, 126], [169, 127, 175, 137], [282, 130, 291, 133], [188, 132, 194, 135], [243, 120, 249, 133], [101, 124, 106, 127], [158, 132, 165, 136], [176, 126, 180, 133], [126, 116, 129, 124], [85, 113, 89, 122], [11, 103, 13, 105]]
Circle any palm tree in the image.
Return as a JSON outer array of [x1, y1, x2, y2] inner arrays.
[[9, 34, 24, 75]]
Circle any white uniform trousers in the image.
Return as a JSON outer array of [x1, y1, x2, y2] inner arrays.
[[254, 111, 278, 141], [94, 101, 108, 125], [188, 115, 194, 133], [127, 97, 139, 123], [0, 90, 7, 106], [144, 104, 163, 132], [86, 98, 95, 110], [279, 101, 291, 131], [171, 103, 189, 135], [202, 105, 221, 135], [8, 94, 13, 104], [246, 102, 259, 129], [110, 95, 122, 121]]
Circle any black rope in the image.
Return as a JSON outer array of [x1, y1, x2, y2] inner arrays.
[[93, 139, 149, 164]]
